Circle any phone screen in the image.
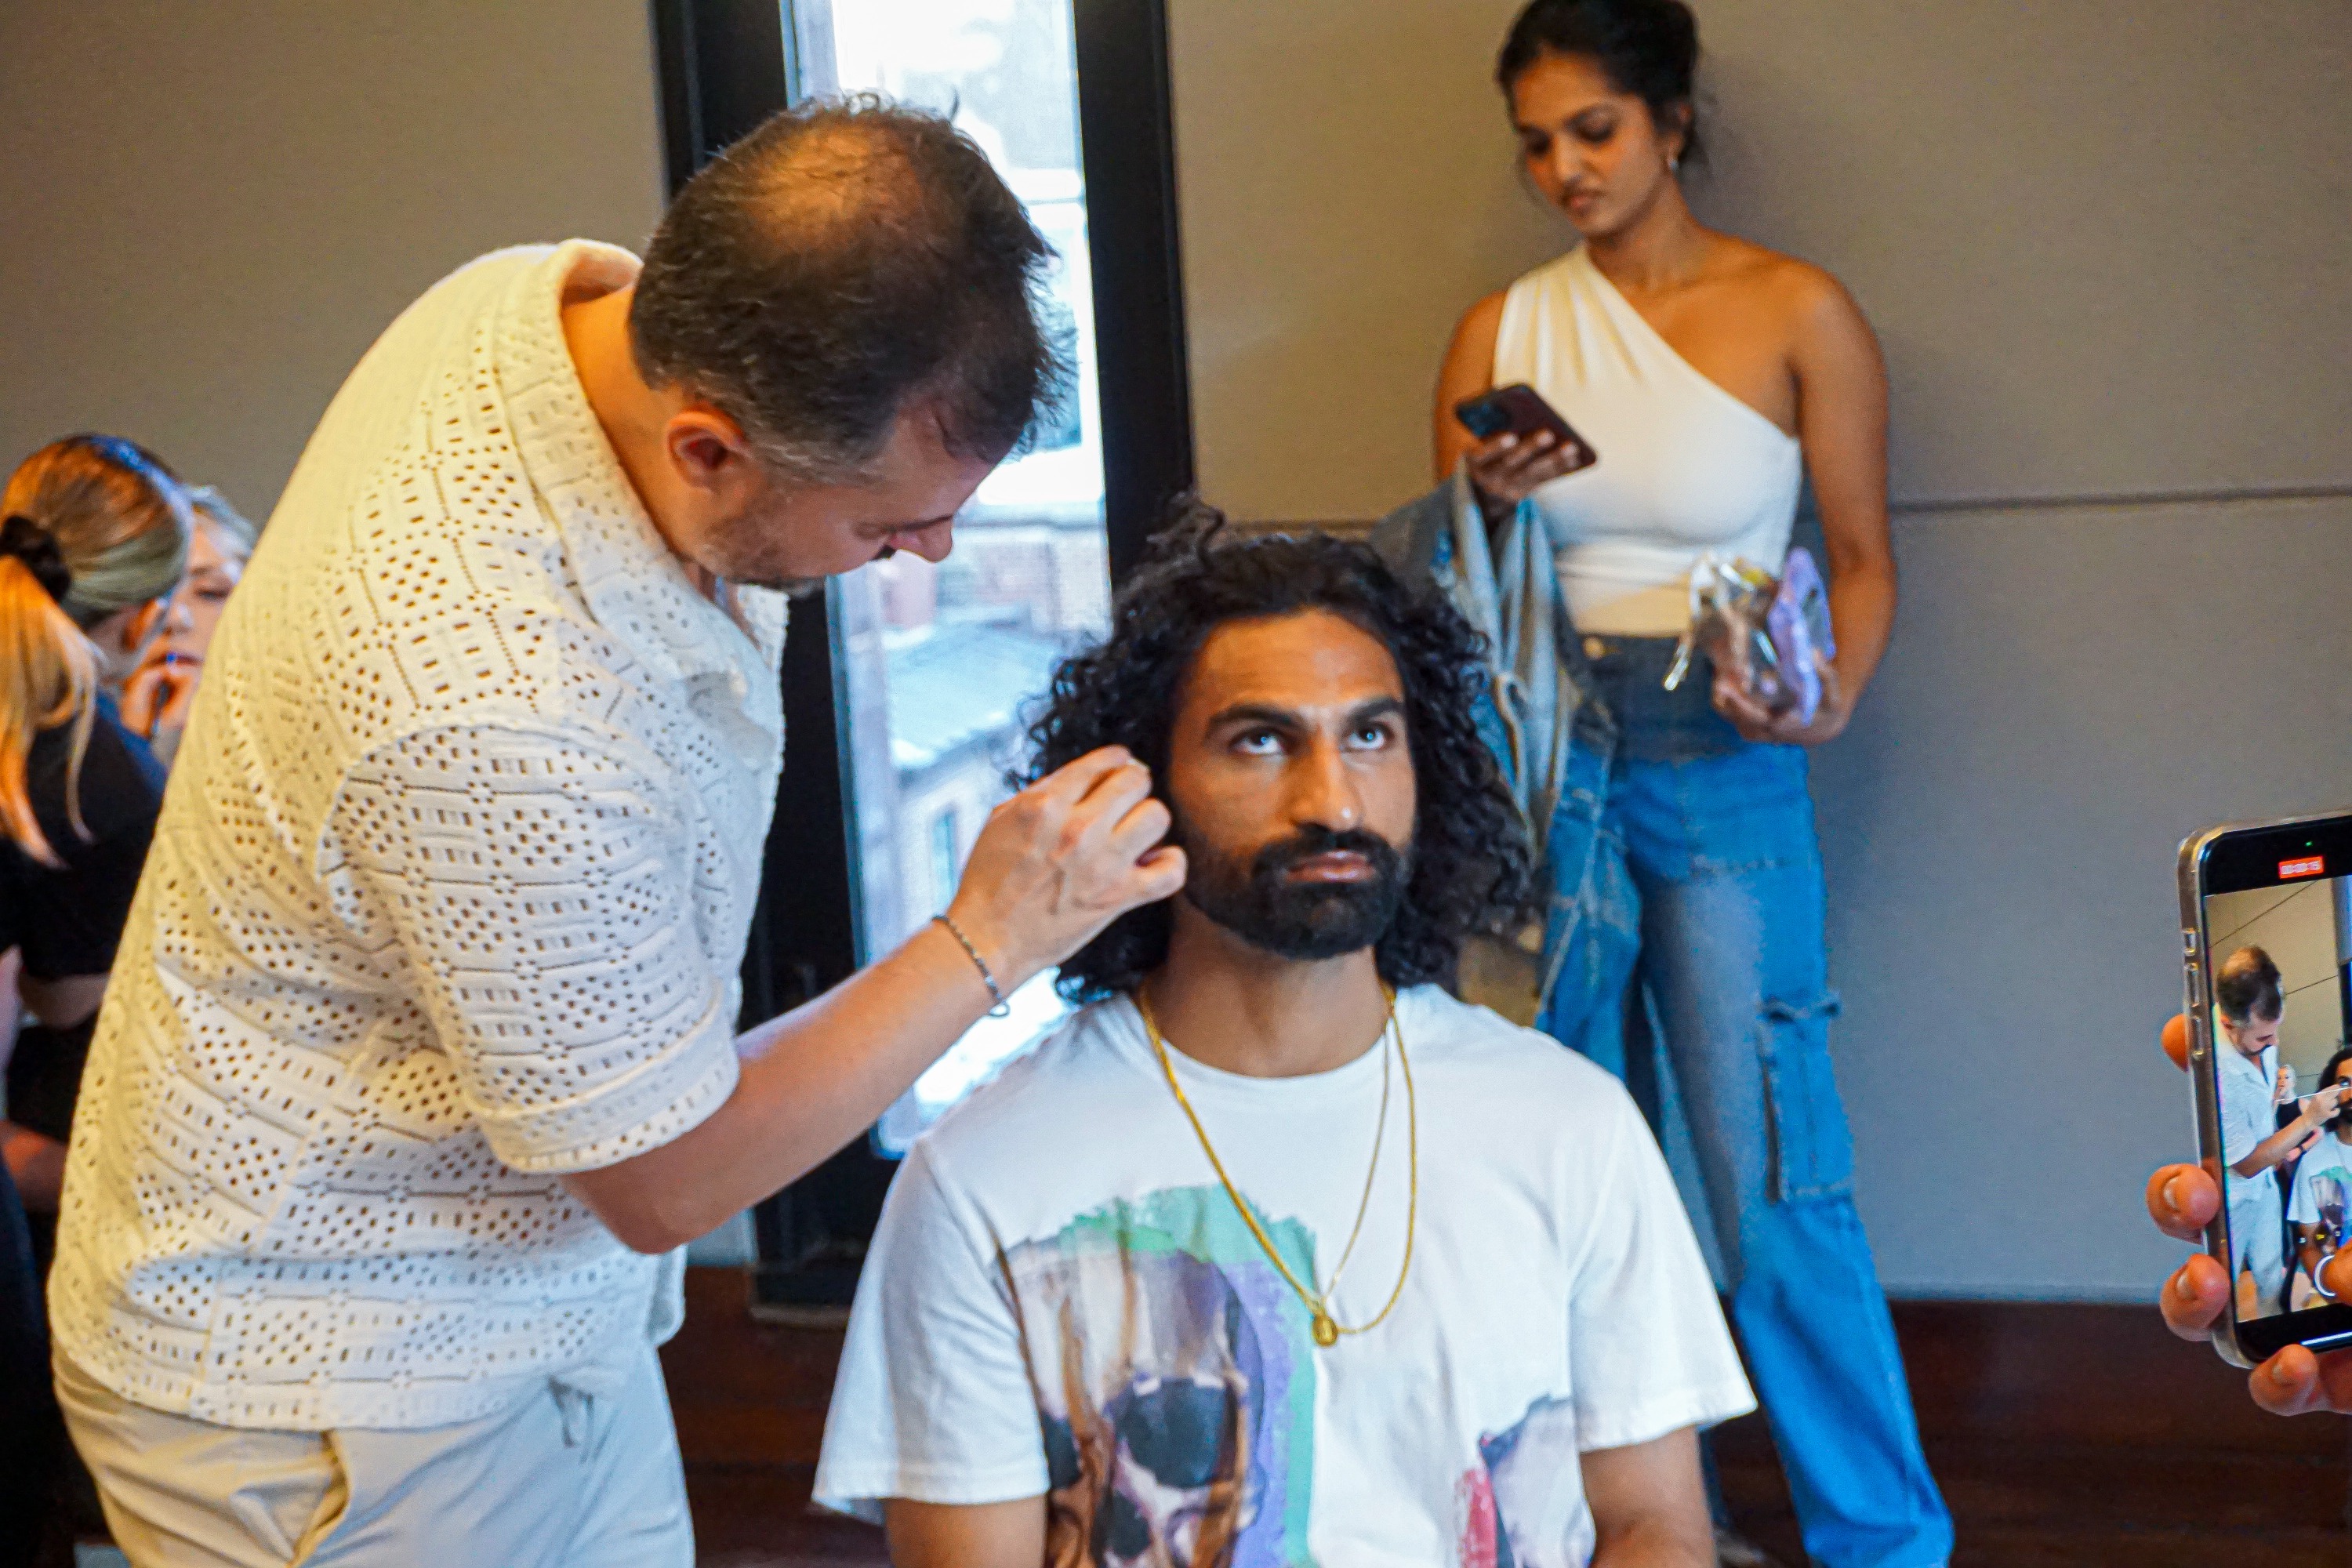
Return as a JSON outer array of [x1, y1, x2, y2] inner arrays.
[[2198, 822, 2352, 1353], [1451, 385, 1595, 470]]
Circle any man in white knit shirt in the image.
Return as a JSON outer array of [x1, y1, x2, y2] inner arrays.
[[47, 102, 1181, 1566]]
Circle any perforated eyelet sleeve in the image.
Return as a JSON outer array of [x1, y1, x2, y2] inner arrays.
[[324, 717, 742, 1175]]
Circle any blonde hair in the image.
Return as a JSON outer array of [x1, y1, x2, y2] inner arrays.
[[187, 484, 260, 564], [0, 435, 192, 865], [2, 434, 193, 629]]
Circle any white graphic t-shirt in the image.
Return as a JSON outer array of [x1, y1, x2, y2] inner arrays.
[[815, 985, 1754, 1567], [2288, 1136, 2352, 1241]]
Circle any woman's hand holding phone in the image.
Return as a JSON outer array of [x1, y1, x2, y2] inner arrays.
[[2149, 1013, 2352, 1414], [1463, 429, 1587, 518], [1453, 385, 1595, 520]]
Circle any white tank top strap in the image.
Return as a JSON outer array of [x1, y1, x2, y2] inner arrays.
[[1494, 247, 1804, 637]]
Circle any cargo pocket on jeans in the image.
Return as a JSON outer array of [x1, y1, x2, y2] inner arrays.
[[1757, 992, 1854, 1203]]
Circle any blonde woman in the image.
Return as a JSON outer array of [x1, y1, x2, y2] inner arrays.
[[0, 436, 191, 1221], [0, 434, 188, 1559], [119, 485, 259, 764]]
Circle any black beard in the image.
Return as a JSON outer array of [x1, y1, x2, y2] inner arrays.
[[1179, 822, 1411, 962]]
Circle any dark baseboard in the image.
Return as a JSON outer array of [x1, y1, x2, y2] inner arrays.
[[666, 1268, 2344, 1465], [665, 1269, 2350, 1564]]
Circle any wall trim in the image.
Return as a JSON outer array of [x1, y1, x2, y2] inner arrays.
[[1882, 1280, 2158, 1305], [1890, 481, 2352, 517], [1224, 481, 2352, 538]]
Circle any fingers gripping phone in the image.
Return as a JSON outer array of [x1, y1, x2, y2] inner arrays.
[[1453, 383, 1599, 474], [2180, 810, 2352, 1365]]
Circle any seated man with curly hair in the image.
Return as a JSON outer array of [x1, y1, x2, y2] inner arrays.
[[815, 517, 1754, 1567]]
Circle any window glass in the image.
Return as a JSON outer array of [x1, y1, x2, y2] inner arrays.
[[806, 0, 1110, 1152]]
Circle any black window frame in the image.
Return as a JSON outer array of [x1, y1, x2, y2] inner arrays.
[[648, 0, 1195, 1314]]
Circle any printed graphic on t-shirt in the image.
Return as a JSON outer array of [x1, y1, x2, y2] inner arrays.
[[1004, 1186, 1319, 1567], [1456, 1395, 1588, 1568], [2290, 1142, 2352, 1240]]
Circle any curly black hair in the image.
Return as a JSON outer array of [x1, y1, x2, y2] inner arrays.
[[1025, 505, 1533, 1003]]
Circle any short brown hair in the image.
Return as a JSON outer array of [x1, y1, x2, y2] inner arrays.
[[2216, 945, 2284, 1025], [630, 96, 1065, 481]]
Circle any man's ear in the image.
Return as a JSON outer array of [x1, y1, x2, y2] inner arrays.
[[662, 406, 758, 499]]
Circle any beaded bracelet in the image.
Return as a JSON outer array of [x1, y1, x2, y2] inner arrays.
[[935, 913, 1012, 1018]]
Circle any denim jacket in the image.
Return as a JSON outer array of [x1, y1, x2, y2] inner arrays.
[[1370, 474, 1614, 1009]]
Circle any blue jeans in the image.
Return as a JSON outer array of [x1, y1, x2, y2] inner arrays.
[[1531, 652, 1950, 1567]]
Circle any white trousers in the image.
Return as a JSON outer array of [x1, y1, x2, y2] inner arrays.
[[2231, 1182, 2287, 1317], [55, 1342, 694, 1568]]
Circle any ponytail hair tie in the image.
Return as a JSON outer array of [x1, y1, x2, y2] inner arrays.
[[0, 514, 72, 604]]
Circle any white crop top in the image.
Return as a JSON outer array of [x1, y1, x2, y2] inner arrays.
[[1493, 247, 1803, 635]]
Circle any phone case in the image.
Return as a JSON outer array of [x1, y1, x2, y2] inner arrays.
[[1763, 548, 1837, 724], [1662, 548, 1836, 723], [1452, 385, 1597, 473], [2180, 822, 2257, 1368]]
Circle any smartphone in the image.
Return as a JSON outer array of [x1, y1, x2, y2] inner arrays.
[[1453, 384, 1598, 472], [2180, 809, 2352, 1365]]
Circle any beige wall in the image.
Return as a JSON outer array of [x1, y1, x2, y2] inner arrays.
[[1823, 493, 2352, 1297], [1170, 0, 2352, 517], [1167, 0, 2352, 1298], [1167, 0, 1559, 521], [0, 0, 666, 521]]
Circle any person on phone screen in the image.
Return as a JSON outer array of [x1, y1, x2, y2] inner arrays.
[[2211, 946, 2345, 1317], [1409, 3, 1930, 1564], [2151, 1021, 2352, 1418], [2287, 1047, 2352, 1309]]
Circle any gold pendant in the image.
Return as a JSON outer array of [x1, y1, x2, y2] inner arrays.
[[1311, 1311, 1339, 1347]]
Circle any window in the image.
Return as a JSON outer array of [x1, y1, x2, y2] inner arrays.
[[805, 0, 1114, 1148], [654, 0, 1191, 1306], [927, 808, 961, 919]]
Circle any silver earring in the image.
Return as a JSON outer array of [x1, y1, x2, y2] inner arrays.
[[1667, 154, 1681, 173]]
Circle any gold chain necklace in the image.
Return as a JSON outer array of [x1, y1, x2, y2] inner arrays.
[[1138, 985, 1417, 1348]]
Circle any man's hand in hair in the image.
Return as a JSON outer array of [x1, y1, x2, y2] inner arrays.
[[2147, 1013, 2352, 1415]]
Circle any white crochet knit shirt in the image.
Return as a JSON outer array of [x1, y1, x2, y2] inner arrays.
[[49, 243, 788, 1431]]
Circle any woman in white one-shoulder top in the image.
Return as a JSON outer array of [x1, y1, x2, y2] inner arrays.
[[1432, 5, 1951, 1566]]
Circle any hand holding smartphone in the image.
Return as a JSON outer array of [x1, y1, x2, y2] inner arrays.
[[1453, 383, 1597, 506], [2179, 810, 2352, 1365]]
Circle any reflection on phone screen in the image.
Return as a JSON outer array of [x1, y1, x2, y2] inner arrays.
[[2207, 860, 2352, 1324]]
